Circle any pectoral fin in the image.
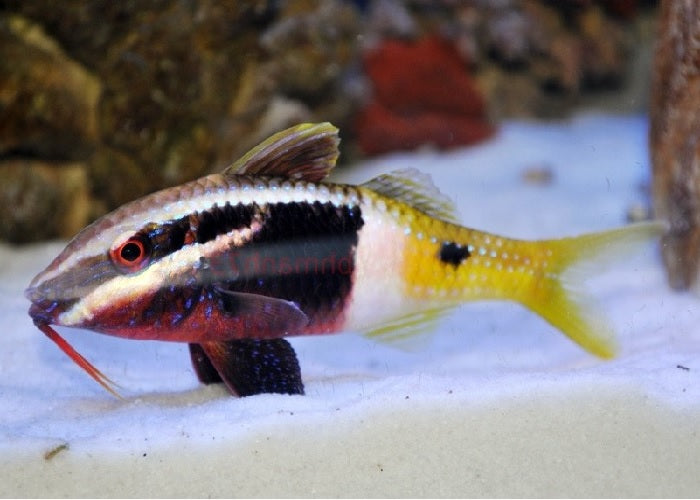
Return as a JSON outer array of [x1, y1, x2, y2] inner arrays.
[[194, 339, 304, 396], [213, 287, 309, 337]]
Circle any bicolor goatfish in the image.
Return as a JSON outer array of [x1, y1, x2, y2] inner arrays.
[[25, 123, 661, 397]]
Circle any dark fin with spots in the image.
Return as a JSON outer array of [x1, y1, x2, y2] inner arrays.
[[199, 339, 304, 396], [213, 287, 309, 337], [223, 123, 340, 182], [189, 343, 222, 385]]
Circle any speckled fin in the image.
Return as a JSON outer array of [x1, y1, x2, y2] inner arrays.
[[196, 339, 304, 396], [223, 122, 340, 182], [361, 168, 459, 223]]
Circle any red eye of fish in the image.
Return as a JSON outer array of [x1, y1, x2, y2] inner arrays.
[[110, 236, 151, 272]]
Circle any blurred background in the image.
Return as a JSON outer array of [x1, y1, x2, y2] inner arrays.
[[0, 0, 659, 243]]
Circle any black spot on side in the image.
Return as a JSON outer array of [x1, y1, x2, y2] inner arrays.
[[439, 241, 470, 266]]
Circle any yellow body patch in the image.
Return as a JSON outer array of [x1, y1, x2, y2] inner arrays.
[[359, 190, 660, 359]]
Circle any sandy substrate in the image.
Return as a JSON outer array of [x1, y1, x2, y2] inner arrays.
[[1, 114, 698, 497]]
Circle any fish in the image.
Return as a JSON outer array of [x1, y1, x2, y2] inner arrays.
[[25, 122, 662, 398]]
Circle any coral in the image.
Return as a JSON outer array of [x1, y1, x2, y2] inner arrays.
[[356, 102, 494, 156], [356, 36, 494, 155]]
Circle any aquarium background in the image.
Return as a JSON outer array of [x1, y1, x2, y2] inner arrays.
[[2, 1, 699, 497], [0, 0, 655, 243]]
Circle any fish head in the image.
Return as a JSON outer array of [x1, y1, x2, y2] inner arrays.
[[22, 202, 163, 398], [23, 179, 201, 333], [23, 122, 340, 396], [25, 213, 147, 330], [24, 173, 268, 339]]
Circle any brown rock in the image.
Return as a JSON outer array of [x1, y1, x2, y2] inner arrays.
[[0, 0, 653, 244], [650, 0, 700, 290], [88, 147, 150, 210], [0, 160, 90, 243], [0, 16, 100, 159], [260, 0, 360, 97], [577, 4, 631, 88]]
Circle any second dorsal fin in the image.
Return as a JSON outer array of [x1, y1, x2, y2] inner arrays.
[[362, 168, 459, 223], [223, 122, 340, 182]]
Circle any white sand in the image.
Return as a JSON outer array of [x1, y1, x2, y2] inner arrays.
[[1, 114, 698, 497]]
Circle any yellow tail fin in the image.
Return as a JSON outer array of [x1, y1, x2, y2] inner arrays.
[[519, 222, 664, 359]]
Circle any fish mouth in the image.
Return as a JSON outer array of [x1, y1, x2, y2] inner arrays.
[[26, 284, 122, 398], [27, 298, 63, 326], [25, 285, 76, 326]]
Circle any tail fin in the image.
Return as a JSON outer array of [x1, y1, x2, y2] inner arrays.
[[518, 222, 664, 359]]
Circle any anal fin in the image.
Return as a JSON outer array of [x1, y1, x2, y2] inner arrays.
[[362, 305, 456, 351], [197, 339, 304, 396]]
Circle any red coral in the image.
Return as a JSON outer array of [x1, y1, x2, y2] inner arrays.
[[356, 102, 494, 156], [356, 35, 494, 156]]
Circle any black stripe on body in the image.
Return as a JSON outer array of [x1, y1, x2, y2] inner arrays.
[[123, 200, 363, 333], [140, 219, 190, 261], [439, 241, 470, 266], [136, 202, 257, 261], [207, 201, 364, 328], [192, 202, 257, 244]]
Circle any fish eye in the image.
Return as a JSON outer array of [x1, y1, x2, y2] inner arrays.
[[120, 241, 143, 262], [110, 234, 151, 272]]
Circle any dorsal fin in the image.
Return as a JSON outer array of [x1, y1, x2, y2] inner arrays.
[[223, 122, 340, 182], [361, 168, 459, 223]]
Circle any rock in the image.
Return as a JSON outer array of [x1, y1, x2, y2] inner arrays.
[[578, 4, 631, 88], [0, 160, 90, 243], [485, 8, 533, 67], [365, 0, 418, 41], [257, 0, 362, 142], [450, 0, 644, 117], [0, 16, 100, 159], [88, 147, 151, 210], [260, 0, 360, 97], [0, 0, 655, 242], [649, 1, 700, 290]]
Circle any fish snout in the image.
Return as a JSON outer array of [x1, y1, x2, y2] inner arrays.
[[28, 299, 61, 326], [25, 282, 77, 326], [24, 282, 48, 304]]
